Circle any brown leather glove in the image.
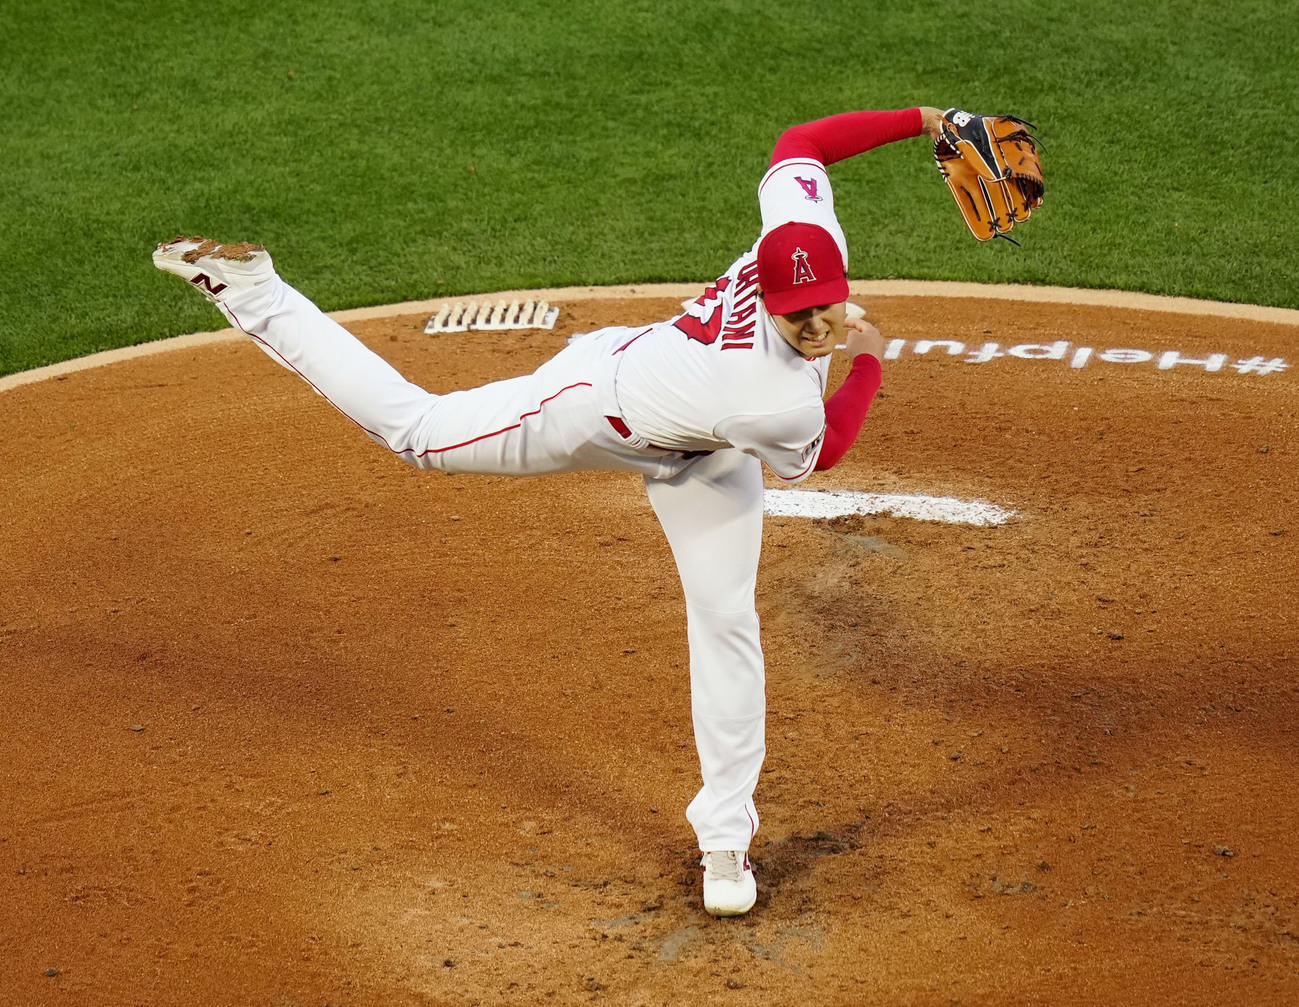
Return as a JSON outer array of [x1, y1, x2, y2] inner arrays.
[[933, 109, 1044, 243]]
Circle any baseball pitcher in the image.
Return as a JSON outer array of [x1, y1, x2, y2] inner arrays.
[[154, 105, 1039, 916]]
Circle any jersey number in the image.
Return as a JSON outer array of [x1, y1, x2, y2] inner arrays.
[[673, 277, 731, 345]]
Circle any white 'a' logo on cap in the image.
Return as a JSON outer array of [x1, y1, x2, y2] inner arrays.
[[791, 247, 817, 285]]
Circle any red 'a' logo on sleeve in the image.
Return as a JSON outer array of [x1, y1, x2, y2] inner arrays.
[[791, 247, 817, 285], [795, 176, 823, 202]]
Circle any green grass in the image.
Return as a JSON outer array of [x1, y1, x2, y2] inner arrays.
[[2, 0, 1295, 375]]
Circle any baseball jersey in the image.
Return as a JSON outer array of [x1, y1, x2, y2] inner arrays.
[[612, 158, 849, 483]]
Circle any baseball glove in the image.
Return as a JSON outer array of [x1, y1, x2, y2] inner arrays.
[[933, 108, 1044, 243]]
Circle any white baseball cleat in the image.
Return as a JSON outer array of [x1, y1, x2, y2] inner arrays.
[[152, 235, 275, 304], [701, 850, 757, 917]]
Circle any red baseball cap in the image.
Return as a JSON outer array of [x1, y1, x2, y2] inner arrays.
[[757, 221, 849, 315]]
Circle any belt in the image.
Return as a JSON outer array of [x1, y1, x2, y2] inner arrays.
[[605, 415, 713, 459]]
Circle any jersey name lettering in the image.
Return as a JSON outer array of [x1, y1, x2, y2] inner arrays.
[[727, 300, 757, 326], [720, 258, 762, 345], [734, 260, 760, 294]]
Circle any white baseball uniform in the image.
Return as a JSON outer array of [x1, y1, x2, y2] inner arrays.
[[210, 111, 916, 853]]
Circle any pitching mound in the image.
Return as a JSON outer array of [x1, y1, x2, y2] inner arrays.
[[2, 294, 1296, 1005]]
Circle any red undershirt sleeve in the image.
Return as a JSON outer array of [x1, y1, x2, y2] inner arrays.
[[814, 353, 883, 471], [770, 108, 923, 167]]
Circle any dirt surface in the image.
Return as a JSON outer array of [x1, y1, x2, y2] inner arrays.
[[2, 295, 1297, 1006]]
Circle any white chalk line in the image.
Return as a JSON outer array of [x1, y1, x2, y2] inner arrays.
[[764, 488, 1015, 527]]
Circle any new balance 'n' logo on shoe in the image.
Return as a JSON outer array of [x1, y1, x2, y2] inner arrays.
[[190, 272, 228, 297], [153, 235, 275, 305]]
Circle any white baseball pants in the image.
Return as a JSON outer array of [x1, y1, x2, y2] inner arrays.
[[220, 276, 765, 852]]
